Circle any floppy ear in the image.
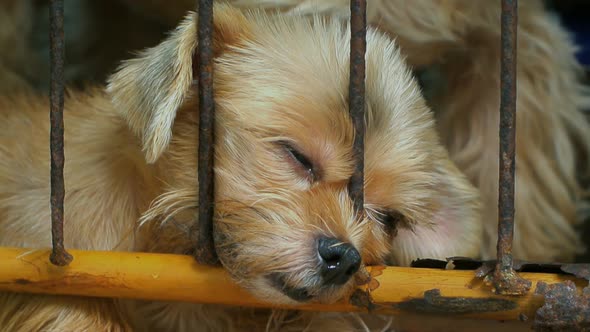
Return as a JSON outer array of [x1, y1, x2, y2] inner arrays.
[[390, 153, 483, 266], [107, 3, 250, 163]]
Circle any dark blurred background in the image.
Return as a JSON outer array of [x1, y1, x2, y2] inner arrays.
[[547, 0, 590, 263], [547, 0, 590, 70]]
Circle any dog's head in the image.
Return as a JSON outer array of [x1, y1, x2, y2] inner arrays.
[[107, 3, 482, 305]]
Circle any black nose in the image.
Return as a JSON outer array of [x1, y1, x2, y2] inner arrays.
[[317, 237, 361, 286]]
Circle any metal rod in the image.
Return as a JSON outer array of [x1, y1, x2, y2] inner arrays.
[[194, 0, 219, 265], [1, 247, 586, 322], [493, 0, 530, 295], [347, 0, 367, 213], [48, 0, 72, 267]]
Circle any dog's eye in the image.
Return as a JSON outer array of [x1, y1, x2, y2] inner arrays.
[[375, 209, 405, 234], [279, 142, 316, 182]]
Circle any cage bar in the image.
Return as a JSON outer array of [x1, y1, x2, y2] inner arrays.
[[347, 0, 367, 213], [492, 0, 532, 295], [48, 0, 72, 267], [194, 0, 219, 266], [0, 247, 585, 322]]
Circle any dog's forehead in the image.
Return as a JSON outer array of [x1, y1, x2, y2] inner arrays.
[[217, 14, 434, 132], [215, 13, 438, 176]]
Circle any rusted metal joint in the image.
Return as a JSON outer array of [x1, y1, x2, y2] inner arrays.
[[48, 0, 72, 267], [533, 280, 590, 331], [533, 264, 590, 331]]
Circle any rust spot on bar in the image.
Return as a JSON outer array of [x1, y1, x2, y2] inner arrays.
[[395, 289, 518, 315], [350, 289, 376, 311], [14, 279, 32, 285], [533, 281, 590, 331], [561, 264, 590, 282], [347, 0, 367, 214], [4, 274, 132, 290], [493, 0, 530, 295], [193, 0, 219, 266], [48, 0, 72, 267], [350, 286, 519, 316]]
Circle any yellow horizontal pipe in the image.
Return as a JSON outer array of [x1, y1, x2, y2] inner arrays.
[[0, 247, 585, 321]]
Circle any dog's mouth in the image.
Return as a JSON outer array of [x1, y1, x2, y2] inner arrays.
[[268, 273, 313, 302]]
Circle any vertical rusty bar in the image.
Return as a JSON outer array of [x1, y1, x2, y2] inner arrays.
[[492, 0, 530, 295], [194, 0, 219, 265], [48, 0, 72, 266], [347, 0, 367, 213]]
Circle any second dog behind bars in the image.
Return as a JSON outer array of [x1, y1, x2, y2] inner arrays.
[[0, 2, 545, 331]]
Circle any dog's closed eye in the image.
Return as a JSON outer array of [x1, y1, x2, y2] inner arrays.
[[374, 209, 405, 235], [278, 141, 318, 183]]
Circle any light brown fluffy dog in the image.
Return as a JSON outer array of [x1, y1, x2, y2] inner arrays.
[[229, 0, 590, 263], [0, 3, 482, 331], [29, 0, 586, 264]]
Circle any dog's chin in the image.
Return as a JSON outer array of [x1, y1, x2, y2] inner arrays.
[[242, 273, 352, 305]]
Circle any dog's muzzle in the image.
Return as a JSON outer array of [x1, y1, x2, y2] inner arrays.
[[268, 237, 361, 302]]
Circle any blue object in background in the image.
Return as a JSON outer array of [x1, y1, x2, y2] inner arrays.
[[558, 11, 590, 67]]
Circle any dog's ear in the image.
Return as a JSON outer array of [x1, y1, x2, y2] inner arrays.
[[390, 154, 483, 266], [107, 3, 250, 163]]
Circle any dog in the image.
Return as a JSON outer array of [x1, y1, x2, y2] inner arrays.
[[25, 0, 585, 264], [0, 3, 482, 331], [227, 0, 590, 263]]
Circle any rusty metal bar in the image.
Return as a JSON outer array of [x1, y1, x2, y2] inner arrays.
[[347, 0, 367, 213], [48, 0, 72, 267], [1, 247, 587, 322], [492, 0, 530, 295], [194, 0, 219, 265]]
